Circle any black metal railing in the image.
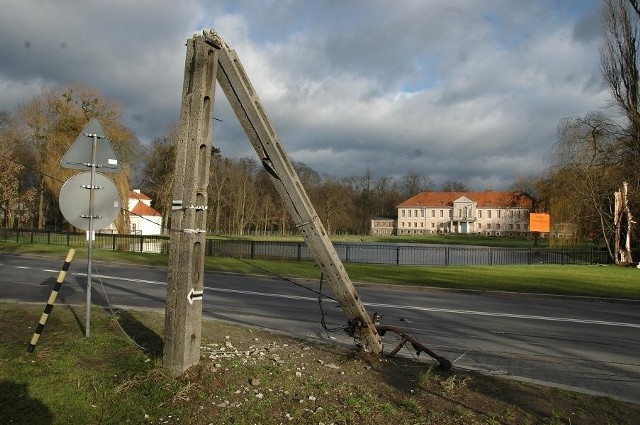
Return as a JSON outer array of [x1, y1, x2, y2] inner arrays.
[[1, 228, 618, 266]]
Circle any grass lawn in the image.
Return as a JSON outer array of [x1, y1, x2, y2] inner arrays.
[[2, 304, 639, 424]]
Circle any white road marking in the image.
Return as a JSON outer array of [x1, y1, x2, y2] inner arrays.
[[207, 287, 640, 329], [31, 267, 640, 329], [70, 272, 165, 286], [363, 301, 640, 329]]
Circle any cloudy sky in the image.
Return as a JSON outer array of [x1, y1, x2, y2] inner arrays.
[[0, 0, 610, 189]]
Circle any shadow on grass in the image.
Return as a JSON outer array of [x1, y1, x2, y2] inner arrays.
[[114, 309, 164, 359], [0, 380, 53, 424]]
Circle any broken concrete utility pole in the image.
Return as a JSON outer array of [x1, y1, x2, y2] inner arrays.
[[164, 30, 382, 376], [214, 32, 383, 355], [614, 181, 634, 265]]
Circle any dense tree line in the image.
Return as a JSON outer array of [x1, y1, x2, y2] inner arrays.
[[140, 132, 446, 236]]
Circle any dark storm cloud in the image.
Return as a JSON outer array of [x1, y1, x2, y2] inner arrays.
[[0, 0, 608, 189]]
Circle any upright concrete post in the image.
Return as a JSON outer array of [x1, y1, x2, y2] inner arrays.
[[163, 33, 219, 376]]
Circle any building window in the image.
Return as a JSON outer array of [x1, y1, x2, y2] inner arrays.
[[478, 223, 482, 229], [421, 209, 424, 217], [431, 210, 435, 217], [408, 210, 412, 218], [431, 222, 435, 228], [496, 224, 501, 230], [488, 210, 492, 219], [414, 209, 418, 217], [498, 210, 501, 219], [401, 210, 405, 218], [478, 210, 482, 219], [440, 210, 443, 217], [487, 223, 492, 229]]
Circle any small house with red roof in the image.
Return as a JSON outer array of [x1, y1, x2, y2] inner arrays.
[[127, 189, 163, 235]]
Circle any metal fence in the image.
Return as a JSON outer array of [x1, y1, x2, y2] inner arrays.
[[208, 239, 614, 266], [1, 228, 619, 266], [1, 228, 170, 255]]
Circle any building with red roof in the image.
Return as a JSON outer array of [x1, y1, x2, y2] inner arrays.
[[371, 190, 533, 236], [127, 189, 163, 235]]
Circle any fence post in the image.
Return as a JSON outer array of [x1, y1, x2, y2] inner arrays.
[[297, 242, 302, 261], [445, 246, 450, 266], [345, 244, 350, 263], [396, 246, 400, 265], [139, 235, 144, 253], [250, 240, 255, 259]]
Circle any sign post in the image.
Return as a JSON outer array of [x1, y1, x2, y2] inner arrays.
[[60, 118, 122, 337]]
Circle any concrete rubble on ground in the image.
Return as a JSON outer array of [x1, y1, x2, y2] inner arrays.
[[198, 335, 346, 422]]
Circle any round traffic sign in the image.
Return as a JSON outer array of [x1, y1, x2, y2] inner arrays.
[[59, 172, 121, 231]]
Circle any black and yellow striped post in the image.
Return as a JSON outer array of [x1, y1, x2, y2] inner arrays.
[[27, 248, 76, 353]]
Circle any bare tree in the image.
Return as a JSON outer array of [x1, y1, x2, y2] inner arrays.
[[440, 180, 468, 192], [601, 0, 640, 179], [600, 0, 640, 256], [547, 113, 624, 257], [396, 171, 434, 199], [316, 175, 355, 235], [141, 125, 179, 233]]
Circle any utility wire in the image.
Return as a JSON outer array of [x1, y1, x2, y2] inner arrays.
[[208, 242, 338, 303]]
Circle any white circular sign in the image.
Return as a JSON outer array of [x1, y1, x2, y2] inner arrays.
[[59, 172, 121, 231]]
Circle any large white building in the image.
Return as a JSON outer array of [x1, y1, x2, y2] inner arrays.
[[372, 191, 533, 236]]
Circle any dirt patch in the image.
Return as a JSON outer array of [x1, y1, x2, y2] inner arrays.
[[129, 311, 640, 425]]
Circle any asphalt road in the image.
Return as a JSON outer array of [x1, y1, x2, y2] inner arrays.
[[2, 253, 639, 404]]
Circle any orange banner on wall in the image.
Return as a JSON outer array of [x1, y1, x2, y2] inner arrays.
[[529, 213, 551, 233]]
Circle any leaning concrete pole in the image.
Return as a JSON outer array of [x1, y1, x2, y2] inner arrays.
[[213, 32, 383, 354], [163, 33, 219, 375]]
